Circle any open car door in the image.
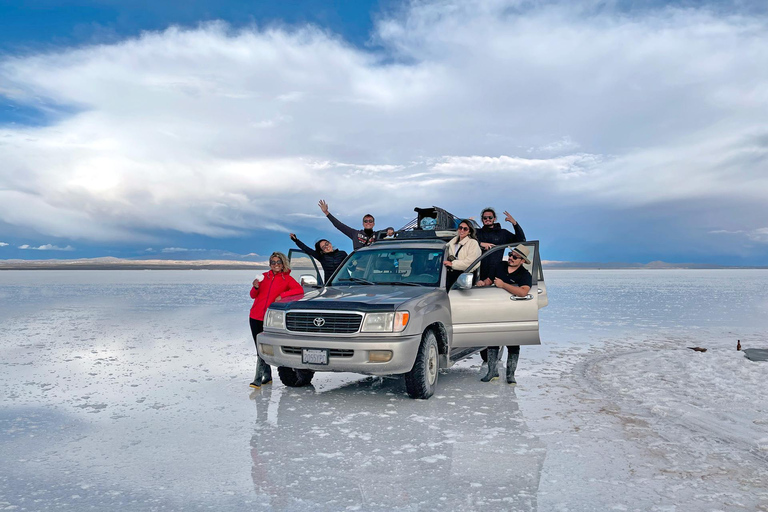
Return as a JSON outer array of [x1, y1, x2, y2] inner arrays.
[[287, 248, 324, 288], [448, 241, 543, 348]]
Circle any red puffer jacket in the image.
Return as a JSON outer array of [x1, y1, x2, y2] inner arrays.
[[249, 269, 304, 321]]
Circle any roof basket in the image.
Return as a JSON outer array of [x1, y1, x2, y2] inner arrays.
[[399, 206, 466, 232], [373, 206, 479, 242]]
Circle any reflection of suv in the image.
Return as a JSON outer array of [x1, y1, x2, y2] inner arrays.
[[258, 226, 548, 399]]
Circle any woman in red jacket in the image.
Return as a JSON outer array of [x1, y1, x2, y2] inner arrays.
[[249, 251, 304, 388]]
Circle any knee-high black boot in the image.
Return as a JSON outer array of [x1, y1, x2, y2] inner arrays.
[[261, 359, 272, 385], [250, 356, 268, 389], [481, 347, 499, 382], [506, 347, 519, 384]]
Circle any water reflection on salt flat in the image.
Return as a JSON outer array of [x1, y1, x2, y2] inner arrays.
[[248, 372, 546, 511]]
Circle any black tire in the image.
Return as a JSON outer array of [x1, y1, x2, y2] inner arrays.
[[404, 330, 439, 399], [277, 366, 315, 387]]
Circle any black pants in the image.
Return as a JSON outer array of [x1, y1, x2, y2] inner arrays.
[[480, 345, 520, 362], [445, 269, 462, 291], [249, 318, 263, 349]]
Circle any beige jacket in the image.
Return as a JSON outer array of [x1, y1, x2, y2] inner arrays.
[[446, 236, 482, 272]]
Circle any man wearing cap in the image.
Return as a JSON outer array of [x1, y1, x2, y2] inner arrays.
[[476, 244, 532, 384]]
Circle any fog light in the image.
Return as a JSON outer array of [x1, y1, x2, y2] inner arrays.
[[259, 344, 274, 356], [369, 350, 393, 363]]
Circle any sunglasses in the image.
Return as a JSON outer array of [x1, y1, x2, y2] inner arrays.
[[482, 216, 495, 220], [457, 226, 470, 231], [363, 219, 374, 224], [508, 254, 523, 261], [269, 259, 283, 266]]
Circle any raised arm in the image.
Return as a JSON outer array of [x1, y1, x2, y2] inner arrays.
[[326, 213, 359, 242], [290, 233, 320, 260], [318, 199, 358, 242], [503, 211, 526, 242]]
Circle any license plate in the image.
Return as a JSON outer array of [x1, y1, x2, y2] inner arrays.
[[302, 348, 329, 365]]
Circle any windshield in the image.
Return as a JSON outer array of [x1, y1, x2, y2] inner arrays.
[[329, 248, 444, 287]]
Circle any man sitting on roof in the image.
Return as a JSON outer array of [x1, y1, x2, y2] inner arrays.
[[318, 199, 379, 250]]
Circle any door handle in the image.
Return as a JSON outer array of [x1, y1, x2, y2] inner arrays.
[[537, 288, 543, 294], [510, 294, 533, 301]]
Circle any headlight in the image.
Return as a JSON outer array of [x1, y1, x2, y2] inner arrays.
[[361, 312, 393, 332], [264, 309, 285, 330], [361, 311, 409, 333]]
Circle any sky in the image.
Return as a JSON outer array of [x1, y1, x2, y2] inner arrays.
[[1, 0, 768, 265]]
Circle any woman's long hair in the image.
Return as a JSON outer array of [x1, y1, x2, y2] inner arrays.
[[270, 251, 291, 271]]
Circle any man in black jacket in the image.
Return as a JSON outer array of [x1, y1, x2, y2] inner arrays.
[[477, 207, 526, 280], [476, 207, 526, 364], [318, 199, 378, 250]]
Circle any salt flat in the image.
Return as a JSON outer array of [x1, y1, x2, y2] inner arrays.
[[1, 269, 767, 511]]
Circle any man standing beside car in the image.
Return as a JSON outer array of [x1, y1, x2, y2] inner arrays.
[[476, 244, 533, 384], [476, 207, 526, 364], [318, 199, 378, 250]]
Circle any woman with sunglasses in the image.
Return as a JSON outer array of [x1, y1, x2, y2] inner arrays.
[[476, 244, 533, 384], [443, 219, 482, 290], [248, 252, 304, 389]]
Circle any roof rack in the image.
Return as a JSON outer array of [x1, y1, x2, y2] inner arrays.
[[374, 206, 479, 243]]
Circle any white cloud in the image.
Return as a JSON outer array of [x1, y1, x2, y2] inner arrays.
[[0, 242, 8, 247], [18, 244, 75, 251], [0, 2, 767, 246], [748, 228, 768, 242]]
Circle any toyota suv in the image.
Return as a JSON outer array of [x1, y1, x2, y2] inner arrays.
[[257, 219, 547, 399]]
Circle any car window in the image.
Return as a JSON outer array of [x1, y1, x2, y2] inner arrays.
[[465, 242, 539, 285], [329, 248, 443, 286]]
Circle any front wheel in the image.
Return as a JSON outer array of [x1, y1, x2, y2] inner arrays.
[[277, 366, 315, 387], [404, 330, 439, 399]]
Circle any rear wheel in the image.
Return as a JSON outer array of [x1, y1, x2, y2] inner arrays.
[[277, 366, 315, 387], [404, 330, 439, 399]]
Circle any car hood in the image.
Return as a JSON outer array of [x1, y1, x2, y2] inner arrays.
[[270, 285, 436, 312]]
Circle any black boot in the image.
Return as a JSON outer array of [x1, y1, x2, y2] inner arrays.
[[481, 348, 499, 382], [506, 350, 519, 384], [250, 356, 267, 388], [262, 362, 273, 385]]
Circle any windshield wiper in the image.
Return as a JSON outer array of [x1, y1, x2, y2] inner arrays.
[[376, 281, 426, 287], [343, 277, 375, 285]]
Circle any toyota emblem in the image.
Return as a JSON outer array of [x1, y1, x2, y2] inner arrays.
[[313, 317, 326, 327]]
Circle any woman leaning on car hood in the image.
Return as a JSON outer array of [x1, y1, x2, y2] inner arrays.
[[248, 252, 304, 389]]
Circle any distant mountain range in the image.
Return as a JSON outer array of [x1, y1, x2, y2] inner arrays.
[[0, 257, 271, 270], [1, 257, 765, 270], [541, 260, 768, 269]]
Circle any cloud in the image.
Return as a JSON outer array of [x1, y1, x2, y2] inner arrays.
[[0, 242, 8, 247], [18, 244, 75, 251], [0, 2, 767, 257], [712, 227, 768, 243]]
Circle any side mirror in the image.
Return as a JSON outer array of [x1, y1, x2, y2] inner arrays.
[[300, 275, 318, 286], [456, 273, 473, 290]]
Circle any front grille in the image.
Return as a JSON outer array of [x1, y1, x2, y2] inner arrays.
[[282, 346, 354, 358], [286, 312, 363, 334]]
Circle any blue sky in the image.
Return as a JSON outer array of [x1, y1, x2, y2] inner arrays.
[[1, 0, 768, 264]]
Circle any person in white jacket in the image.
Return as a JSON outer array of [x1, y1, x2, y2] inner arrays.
[[443, 219, 482, 290]]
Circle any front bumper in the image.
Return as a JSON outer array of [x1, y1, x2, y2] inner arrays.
[[256, 331, 422, 375]]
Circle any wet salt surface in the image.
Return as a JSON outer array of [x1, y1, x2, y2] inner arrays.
[[1, 269, 768, 511]]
